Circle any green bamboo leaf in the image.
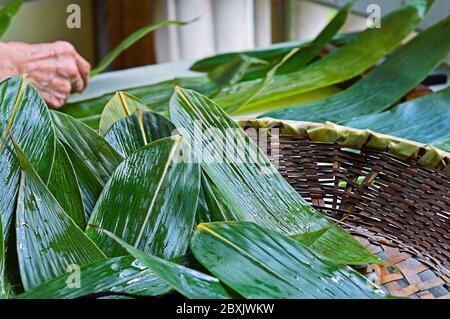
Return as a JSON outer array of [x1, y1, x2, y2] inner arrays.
[[15, 256, 172, 299], [0, 0, 23, 38], [101, 228, 232, 299], [291, 225, 379, 265], [169, 87, 382, 265], [51, 111, 123, 216], [221, 48, 300, 113], [47, 140, 85, 229], [99, 92, 152, 137], [104, 109, 175, 157], [13, 144, 105, 291], [63, 76, 217, 129], [345, 87, 450, 146], [276, 0, 356, 74], [215, 1, 430, 109], [190, 32, 356, 74], [196, 172, 235, 224], [292, 227, 333, 247], [207, 55, 268, 92], [191, 222, 386, 299], [62, 145, 103, 218], [0, 76, 56, 295], [91, 20, 189, 76], [86, 136, 200, 258], [52, 111, 123, 184], [263, 15, 450, 122]]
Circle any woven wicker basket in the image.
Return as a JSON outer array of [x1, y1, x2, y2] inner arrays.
[[241, 119, 450, 299]]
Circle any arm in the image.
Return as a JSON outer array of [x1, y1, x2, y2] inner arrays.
[[0, 41, 91, 108]]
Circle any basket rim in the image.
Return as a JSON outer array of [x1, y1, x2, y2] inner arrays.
[[238, 117, 450, 175]]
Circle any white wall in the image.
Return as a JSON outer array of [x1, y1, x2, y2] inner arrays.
[[153, 0, 449, 65]]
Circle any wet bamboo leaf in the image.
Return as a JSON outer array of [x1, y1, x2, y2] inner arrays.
[[191, 222, 386, 299], [52, 111, 123, 184], [215, 1, 430, 109], [91, 20, 188, 76], [169, 87, 382, 265], [86, 136, 200, 259], [102, 229, 232, 299], [291, 225, 378, 265], [196, 172, 235, 224], [13, 144, 105, 291], [15, 256, 171, 299], [345, 86, 450, 147], [0, 76, 56, 295], [99, 92, 152, 137], [47, 140, 85, 229], [0, 0, 23, 38], [292, 227, 332, 247], [263, 15, 450, 122], [51, 111, 123, 216], [104, 109, 175, 157], [63, 145, 103, 218]]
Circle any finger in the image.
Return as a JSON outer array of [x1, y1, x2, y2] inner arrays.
[[50, 77, 72, 95], [71, 77, 84, 93], [52, 41, 77, 55], [43, 57, 83, 93], [74, 53, 91, 88], [40, 90, 65, 109], [28, 72, 71, 96], [53, 41, 90, 88]]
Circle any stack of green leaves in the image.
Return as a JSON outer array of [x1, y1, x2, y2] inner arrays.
[[1, 75, 387, 299]]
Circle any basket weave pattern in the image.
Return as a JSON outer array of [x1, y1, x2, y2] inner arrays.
[[248, 126, 450, 299]]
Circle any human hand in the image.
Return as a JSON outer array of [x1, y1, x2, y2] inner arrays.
[[0, 41, 91, 108]]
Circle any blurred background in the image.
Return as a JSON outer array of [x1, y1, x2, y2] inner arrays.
[[1, 0, 450, 71]]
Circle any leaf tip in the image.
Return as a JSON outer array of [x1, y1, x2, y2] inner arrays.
[[171, 134, 183, 143], [174, 86, 183, 94]]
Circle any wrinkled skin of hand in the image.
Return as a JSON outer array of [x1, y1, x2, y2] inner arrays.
[[0, 41, 91, 108]]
